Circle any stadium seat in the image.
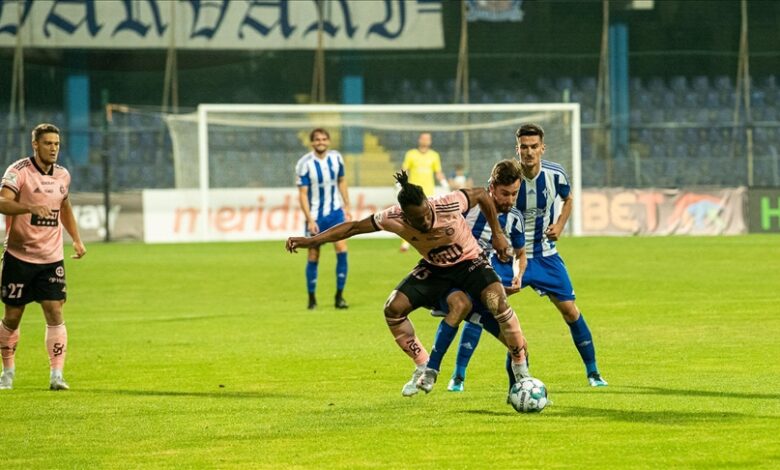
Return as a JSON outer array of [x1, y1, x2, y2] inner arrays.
[[692, 75, 710, 93]]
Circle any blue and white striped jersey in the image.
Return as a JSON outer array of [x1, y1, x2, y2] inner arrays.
[[295, 150, 346, 220], [515, 160, 571, 259], [463, 205, 526, 257]]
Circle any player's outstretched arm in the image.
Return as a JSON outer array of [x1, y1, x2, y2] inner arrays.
[[0, 187, 53, 217], [461, 187, 511, 261], [286, 216, 378, 253]]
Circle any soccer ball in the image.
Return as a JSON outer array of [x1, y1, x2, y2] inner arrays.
[[508, 377, 548, 413]]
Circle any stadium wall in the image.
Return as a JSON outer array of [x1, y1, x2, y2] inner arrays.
[[27, 186, 755, 243], [0, 186, 748, 244]]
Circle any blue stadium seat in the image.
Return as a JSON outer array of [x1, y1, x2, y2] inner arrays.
[[714, 75, 732, 92], [669, 75, 688, 93], [692, 75, 710, 93], [634, 90, 653, 110], [555, 77, 574, 91], [578, 76, 597, 93]]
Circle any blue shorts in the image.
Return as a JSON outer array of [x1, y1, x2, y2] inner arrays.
[[522, 253, 576, 302], [491, 255, 514, 285], [305, 208, 346, 236]]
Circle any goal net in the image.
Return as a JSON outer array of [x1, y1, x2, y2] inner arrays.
[[164, 104, 581, 239]]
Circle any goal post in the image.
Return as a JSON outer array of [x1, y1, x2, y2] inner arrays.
[[165, 103, 582, 241]]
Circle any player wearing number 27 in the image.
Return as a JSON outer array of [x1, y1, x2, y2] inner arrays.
[[0, 123, 86, 391]]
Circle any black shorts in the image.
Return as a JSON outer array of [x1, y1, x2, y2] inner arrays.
[[1, 252, 67, 306], [395, 257, 500, 311]]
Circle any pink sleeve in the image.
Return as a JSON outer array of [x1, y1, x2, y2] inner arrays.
[[372, 206, 393, 230], [372, 205, 401, 233], [453, 190, 469, 212], [1, 166, 24, 193]]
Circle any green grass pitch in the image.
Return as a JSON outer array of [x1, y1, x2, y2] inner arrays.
[[2, 235, 779, 468]]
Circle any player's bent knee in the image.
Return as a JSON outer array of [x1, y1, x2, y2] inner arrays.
[[447, 292, 472, 318], [481, 283, 505, 313], [384, 290, 412, 318]]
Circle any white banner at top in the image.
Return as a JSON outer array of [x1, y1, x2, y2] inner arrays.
[[0, 0, 444, 50]]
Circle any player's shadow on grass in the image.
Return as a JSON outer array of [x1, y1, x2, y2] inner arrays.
[[547, 405, 780, 423], [85, 389, 290, 399], [462, 406, 779, 423], [556, 385, 780, 401]]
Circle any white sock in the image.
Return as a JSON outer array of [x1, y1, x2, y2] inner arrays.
[[511, 362, 530, 380]]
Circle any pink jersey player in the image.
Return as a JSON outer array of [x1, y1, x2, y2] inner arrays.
[[2, 157, 71, 264], [287, 171, 532, 401], [372, 190, 482, 267], [0, 123, 85, 392]]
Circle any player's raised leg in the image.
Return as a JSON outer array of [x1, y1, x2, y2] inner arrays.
[[384, 290, 429, 397], [481, 282, 529, 382]]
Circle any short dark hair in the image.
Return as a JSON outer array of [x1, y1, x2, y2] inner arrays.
[[309, 128, 330, 141], [32, 123, 60, 142], [489, 160, 522, 187], [394, 170, 426, 208], [515, 123, 544, 141]]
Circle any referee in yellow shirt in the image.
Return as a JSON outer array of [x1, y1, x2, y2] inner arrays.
[[399, 132, 450, 252]]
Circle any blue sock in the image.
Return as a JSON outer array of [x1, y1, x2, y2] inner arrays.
[[427, 320, 458, 372], [306, 261, 318, 294], [453, 322, 483, 379], [568, 313, 598, 375], [336, 252, 348, 290]]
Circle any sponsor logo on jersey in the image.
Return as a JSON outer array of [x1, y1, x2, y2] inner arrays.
[[427, 244, 464, 264], [31, 209, 60, 227]]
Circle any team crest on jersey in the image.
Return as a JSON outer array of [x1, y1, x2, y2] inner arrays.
[[55, 266, 65, 277], [444, 227, 455, 236]]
